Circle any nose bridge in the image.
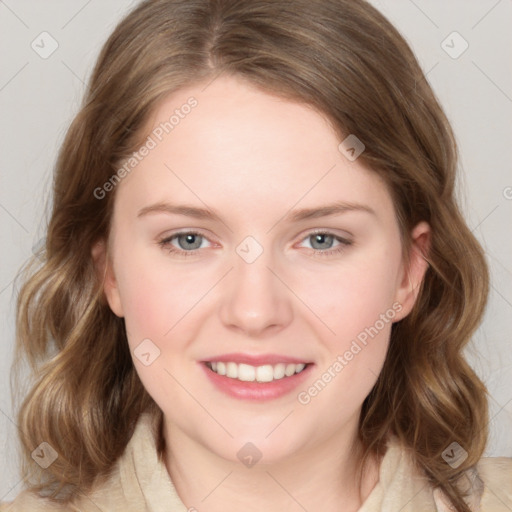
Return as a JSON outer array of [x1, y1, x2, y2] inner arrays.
[[218, 239, 293, 335]]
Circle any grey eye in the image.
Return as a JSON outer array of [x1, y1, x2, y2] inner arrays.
[[176, 233, 204, 250], [309, 233, 335, 250]]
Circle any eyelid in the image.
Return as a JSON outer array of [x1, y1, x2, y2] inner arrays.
[[157, 229, 217, 256], [295, 228, 353, 245], [158, 228, 215, 243], [289, 229, 353, 259], [157, 228, 353, 257]]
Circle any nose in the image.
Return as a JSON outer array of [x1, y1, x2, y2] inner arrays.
[[218, 249, 294, 337]]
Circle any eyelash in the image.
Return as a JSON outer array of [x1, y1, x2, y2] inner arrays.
[[158, 231, 209, 258], [157, 230, 353, 258]]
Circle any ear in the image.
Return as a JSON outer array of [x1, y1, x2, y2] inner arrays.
[[393, 221, 431, 322], [91, 239, 124, 318]]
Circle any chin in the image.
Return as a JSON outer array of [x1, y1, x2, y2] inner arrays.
[[209, 425, 310, 466]]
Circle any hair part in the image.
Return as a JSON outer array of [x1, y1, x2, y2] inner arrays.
[[14, 1, 489, 510]]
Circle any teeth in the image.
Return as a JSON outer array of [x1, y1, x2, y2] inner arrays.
[[238, 363, 256, 382], [273, 363, 286, 380], [208, 361, 307, 382], [217, 362, 226, 376], [226, 362, 238, 378], [256, 365, 274, 382], [285, 363, 296, 377]]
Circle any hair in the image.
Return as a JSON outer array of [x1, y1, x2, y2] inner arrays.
[[13, 0, 489, 510]]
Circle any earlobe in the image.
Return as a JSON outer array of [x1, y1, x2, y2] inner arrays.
[[393, 221, 431, 322], [91, 240, 124, 318]]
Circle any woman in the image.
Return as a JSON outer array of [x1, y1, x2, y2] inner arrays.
[[4, 0, 511, 511]]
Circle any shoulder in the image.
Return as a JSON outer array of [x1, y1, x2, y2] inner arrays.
[[0, 491, 76, 511], [1, 412, 183, 512], [383, 436, 512, 511], [430, 455, 512, 511], [0, 464, 127, 512], [477, 455, 512, 510], [0, 473, 125, 511]]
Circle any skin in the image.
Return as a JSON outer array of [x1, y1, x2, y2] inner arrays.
[[95, 75, 430, 512]]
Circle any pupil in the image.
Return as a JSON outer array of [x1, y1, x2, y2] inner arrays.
[[179, 234, 201, 250], [312, 234, 333, 250]]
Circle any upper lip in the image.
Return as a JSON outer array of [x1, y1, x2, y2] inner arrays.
[[203, 353, 311, 366]]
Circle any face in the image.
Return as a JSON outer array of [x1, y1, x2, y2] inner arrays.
[[98, 75, 428, 465]]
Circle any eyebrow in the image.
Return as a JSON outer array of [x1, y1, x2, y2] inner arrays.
[[137, 200, 376, 222], [287, 201, 376, 222], [138, 202, 218, 220]]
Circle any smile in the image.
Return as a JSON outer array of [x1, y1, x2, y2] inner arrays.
[[201, 355, 313, 401], [206, 361, 307, 382]]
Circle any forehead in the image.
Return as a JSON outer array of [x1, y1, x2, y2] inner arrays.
[[113, 75, 394, 225]]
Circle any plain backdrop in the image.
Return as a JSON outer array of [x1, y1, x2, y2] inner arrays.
[[1, 0, 511, 501]]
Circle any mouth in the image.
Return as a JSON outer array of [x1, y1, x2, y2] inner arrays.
[[201, 354, 313, 401], [205, 361, 308, 383]]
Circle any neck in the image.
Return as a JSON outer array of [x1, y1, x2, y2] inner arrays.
[[163, 419, 380, 512]]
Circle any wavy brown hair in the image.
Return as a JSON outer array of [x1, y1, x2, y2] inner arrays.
[[13, 0, 489, 510]]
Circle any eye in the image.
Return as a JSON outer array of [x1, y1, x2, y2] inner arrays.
[[157, 230, 351, 258], [298, 231, 352, 256], [158, 231, 212, 256]]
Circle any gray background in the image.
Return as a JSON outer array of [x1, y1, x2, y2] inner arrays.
[[1, 0, 511, 501]]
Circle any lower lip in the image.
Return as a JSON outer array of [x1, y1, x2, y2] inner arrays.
[[201, 363, 314, 401]]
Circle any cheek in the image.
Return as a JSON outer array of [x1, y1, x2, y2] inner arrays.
[[113, 247, 217, 350], [112, 247, 183, 343], [112, 251, 201, 401], [117, 269, 168, 342], [300, 247, 401, 344], [293, 245, 402, 413]]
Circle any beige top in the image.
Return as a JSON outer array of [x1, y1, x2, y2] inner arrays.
[[2, 413, 511, 511]]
